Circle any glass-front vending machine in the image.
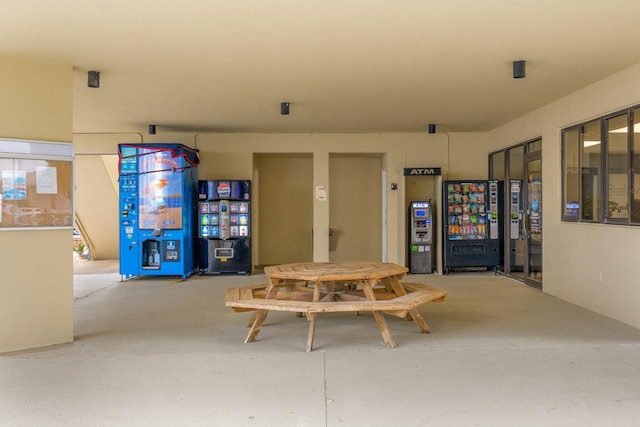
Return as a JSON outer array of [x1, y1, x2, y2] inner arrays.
[[442, 180, 502, 274], [118, 143, 199, 280], [197, 180, 251, 274], [408, 201, 434, 274]]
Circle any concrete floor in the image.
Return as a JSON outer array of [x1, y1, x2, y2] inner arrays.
[[2, 260, 640, 426]]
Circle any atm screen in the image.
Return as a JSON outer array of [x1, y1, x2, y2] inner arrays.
[[416, 210, 426, 217]]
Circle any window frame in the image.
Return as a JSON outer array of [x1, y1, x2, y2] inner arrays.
[[561, 104, 640, 226]]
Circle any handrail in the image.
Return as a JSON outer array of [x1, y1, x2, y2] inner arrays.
[[74, 213, 94, 255]]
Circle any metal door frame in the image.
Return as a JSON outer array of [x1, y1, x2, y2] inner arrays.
[[523, 151, 542, 289]]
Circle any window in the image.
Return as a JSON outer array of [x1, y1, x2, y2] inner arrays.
[[562, 128, 580, 220], [561, 104, 640, 225], [581, 119, 602, 222], [489, 151, 505, 181], [632, 108, 640, 223], [605, 113, 629, 222]]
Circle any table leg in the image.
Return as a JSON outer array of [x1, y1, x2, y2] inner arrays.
[[245, 310, 268, 343], [384, 275, 407, 296], [383, 275, 415, 321], [312, 279, 321, 302], [306, 313, 317, 352], [247, 311, 258, 327], [245, 280, 278, 343], [363, 279, 397, 348], [408, 308, 431, 333]]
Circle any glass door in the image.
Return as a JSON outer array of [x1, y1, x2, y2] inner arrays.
[[524, 153, 542, 288]]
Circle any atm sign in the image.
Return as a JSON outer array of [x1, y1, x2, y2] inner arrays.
[[217, 182, 231, 198], [404, 167, 441, 176]]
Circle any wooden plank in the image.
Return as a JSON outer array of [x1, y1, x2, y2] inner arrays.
[[265, 262, 408, 282], [401, 283, 447, 302], [227, 299, 313, 312], [227, 286, 446, 314], [226, 287, 240, 302], [239, 287, 255, 300]]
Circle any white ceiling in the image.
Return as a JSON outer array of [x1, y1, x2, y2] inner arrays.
[[2, 0, 640, 134]]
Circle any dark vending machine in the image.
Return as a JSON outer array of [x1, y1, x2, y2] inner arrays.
[[197, 180, 251, 274], [442, 180, 501, 274], [118, 143, 199, 279], [409, 201, 434, 274]]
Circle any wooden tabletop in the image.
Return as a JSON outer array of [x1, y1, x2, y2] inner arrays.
[[264, 262, 408, 282]]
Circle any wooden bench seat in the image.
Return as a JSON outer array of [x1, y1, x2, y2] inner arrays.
[[226, 296, 313, 313], [225, 281, 446, 351], [226, 283, 445, 312]]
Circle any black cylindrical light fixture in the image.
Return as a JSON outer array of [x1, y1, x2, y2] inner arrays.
[[428, 124, 437, 134], [513, 60, 526, 79], [88, 71, 100, 88], [148, 125, 156, 135], [280, 102, 290, 115]]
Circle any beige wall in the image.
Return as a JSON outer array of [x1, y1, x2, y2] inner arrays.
[[74, 133, 142, 260], [196, 133, 487, 265], [488, 62, 640, 329], [72, 132, 488, 267], [0, 55, 73, 353]]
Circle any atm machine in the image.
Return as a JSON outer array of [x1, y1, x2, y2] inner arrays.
[[408, 201, 434, 274]]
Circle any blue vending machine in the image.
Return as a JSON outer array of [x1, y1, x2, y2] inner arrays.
[[118, 143, 199, 279]]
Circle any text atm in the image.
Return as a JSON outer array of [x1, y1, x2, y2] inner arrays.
[[409, 201, 434, 274]]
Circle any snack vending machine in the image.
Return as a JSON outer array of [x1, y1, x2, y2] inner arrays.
[[118, 143, 199, 279], [442, 180, 502, 274], [197, 180, 251, 274], [408, 201, 434, 274]]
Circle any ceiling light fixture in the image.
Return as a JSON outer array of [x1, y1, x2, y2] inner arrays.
[[88, 71, 100, 88], [280, 102, 290, 115], [513, 60, 526, 79]]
